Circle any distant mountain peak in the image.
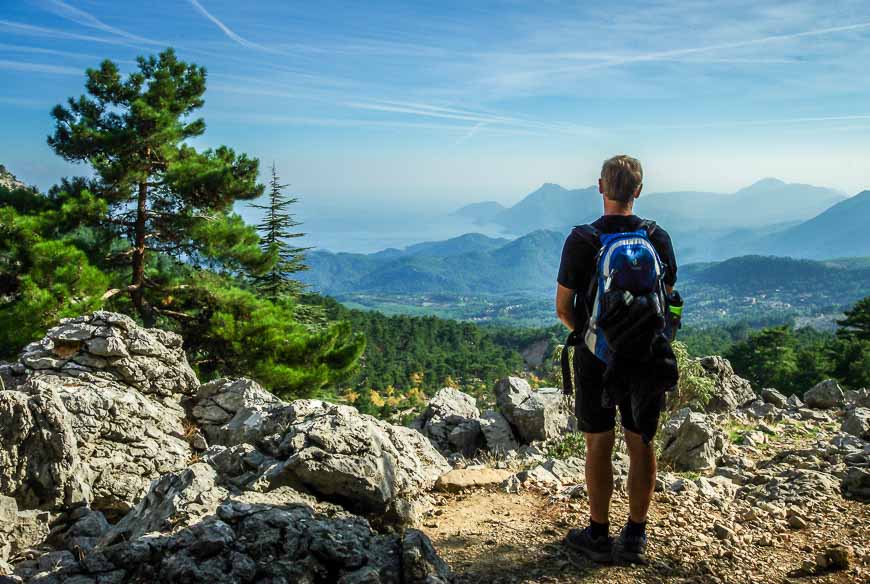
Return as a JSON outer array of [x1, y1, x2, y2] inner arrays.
[[749, 177, 786, 188], [451, 200, 506, 221], [531, 182, 569, 193]]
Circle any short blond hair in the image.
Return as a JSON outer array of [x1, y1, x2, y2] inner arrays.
[[601, 155, 643, 204]]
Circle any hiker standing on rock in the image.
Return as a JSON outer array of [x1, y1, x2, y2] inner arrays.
[[555, 154, 681, 564]]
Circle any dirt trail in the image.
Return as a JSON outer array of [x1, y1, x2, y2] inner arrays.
[[422, 486, 868, 583]]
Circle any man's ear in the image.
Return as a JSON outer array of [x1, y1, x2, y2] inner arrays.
[[598, 178, 605, 195], [634, 183, 643, 199]]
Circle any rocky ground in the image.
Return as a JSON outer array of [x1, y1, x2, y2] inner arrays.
[[424, 415, 869, 583], [0, 311, 868, 583]]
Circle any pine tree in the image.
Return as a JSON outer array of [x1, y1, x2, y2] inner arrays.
[[837, 297, 870, 342], [249, 163, 311, 300], [48, 49, 270, 326]]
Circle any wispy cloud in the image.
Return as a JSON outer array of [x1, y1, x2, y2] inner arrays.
[[0, 42, 136, 64], [0, 19, 141, 47], [0, 58, 80, 75], [206, 111, 539, 137], [518, 20, 870, 76], [43, 0, 159, 45], [636, 114, 870, 131], [346, 99, 597, 136]]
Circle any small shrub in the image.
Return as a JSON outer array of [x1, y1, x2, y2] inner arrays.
[[670, 341, 716, 411], [547, 432, 586, 460]]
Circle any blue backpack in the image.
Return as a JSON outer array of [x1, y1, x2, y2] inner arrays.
[[580, 220, 668, 365]]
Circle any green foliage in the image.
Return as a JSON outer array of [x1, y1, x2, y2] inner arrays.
[[725, 326, 799, 393], [164, 273, 364, 399], [825, 336, 870, 390], [721, 303, 870, 394], [837, 297, 870, 341], [670, 341, 715, 411], [311, 295, 528, 416], [723, 421, 754, 444], [48, 48, 268, 324], [0, 207, 108, 356], [1, 50, 364, 403], [249, 164, 310, 299], [546, 432, 586, 460]]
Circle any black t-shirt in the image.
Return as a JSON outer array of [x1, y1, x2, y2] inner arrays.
[[557, 214, 677, 328]]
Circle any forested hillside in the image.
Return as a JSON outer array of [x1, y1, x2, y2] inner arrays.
[[310, 295, 548, 418]]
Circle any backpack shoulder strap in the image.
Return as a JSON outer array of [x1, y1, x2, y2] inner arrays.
[[574, 224, 601, 245], [639, 219, 658, 237], [560, 330, 583, 395]]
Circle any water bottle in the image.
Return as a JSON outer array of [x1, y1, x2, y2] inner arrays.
[[666, 290, 683, 341]]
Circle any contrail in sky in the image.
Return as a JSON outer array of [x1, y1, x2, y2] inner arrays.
[[186, 0, 276, 53], [454, 122, 486, 145], [550, 20, 870, 74]]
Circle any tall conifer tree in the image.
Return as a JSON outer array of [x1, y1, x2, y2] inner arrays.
[[250, 164, 310, 299]]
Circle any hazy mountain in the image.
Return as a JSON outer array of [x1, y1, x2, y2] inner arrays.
[[491, 183, 600, 233], [683, 255, 869, 295], [401, 233, 511, 258], [302, 226, 870, 303], [302, 229, 565, 295], [632, 178, 846, 230], [759, 190, 870, 260], [465, 178, 847, 236], [451, 201, 506, 223]]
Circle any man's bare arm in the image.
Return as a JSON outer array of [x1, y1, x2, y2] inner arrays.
[[556, 284, 577, 331]]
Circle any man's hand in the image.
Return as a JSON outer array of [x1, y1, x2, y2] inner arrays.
[[556, 284, 577, 331]]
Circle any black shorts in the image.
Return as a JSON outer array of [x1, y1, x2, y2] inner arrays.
[[573, 345, 664, 435]]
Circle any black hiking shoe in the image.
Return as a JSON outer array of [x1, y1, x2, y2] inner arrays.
[[565, 527, 614, 563], [613, 525, 648, 565]]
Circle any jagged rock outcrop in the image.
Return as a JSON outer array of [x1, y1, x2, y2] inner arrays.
[[0, 496, 52, 567], [494, 377, 573, 442], [845, 388, 870, 409], [0, 312, 197, 517], [760, 387, 788, 408], [1, 312, 454, 582], [188, 378, 450, 527], [411, 387, 482, 456], [0, 495, 50, 572], [842, 407, 870, 440], [804, 379, 845, 409], [699, 356, 756, 412], [0, 164, 29, 192], [190, 377, 288, 447], [660, 409, 727, 471], [843, 467, 870, 502], [478, 410, 520, 455], [11, 501, 450, 584], [0, 384, 90, 510], [257, 399, 450, 526]]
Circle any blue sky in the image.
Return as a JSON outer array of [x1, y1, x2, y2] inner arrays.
[[2, 0, 870, 216]]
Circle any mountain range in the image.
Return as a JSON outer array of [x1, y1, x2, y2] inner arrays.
[[457, 178, 848, 234], [302, 186, 870, 295]]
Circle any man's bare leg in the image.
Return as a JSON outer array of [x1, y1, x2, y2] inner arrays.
[[585, 430, 616, 524], [624, 430, 656, 523]]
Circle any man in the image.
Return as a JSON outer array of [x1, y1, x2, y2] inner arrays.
[[555, 154, 677, 564]]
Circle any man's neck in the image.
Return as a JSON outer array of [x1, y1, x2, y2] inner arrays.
[[603, 201, 634, 216]]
